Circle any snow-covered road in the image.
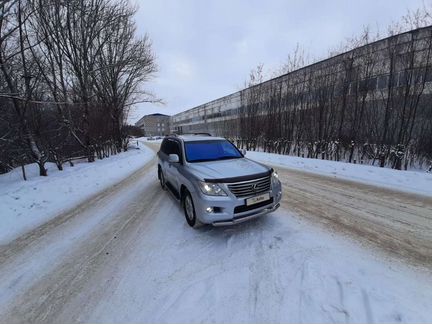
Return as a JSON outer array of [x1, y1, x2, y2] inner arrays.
[[277, 167, 432, 267], [0, 143, 431, 323]]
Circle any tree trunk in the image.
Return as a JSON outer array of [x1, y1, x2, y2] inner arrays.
[[38, 162, 47, 176]]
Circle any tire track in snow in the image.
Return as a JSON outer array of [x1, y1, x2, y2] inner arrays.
[[275, 166, 432, 268], [0, 156, 159, 323], [0, 156, 157, 261]]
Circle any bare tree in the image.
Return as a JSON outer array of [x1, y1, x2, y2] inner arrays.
[[0, 0, 49, 175], [0, 0, 158, 178], [92, 2, 157, 152]]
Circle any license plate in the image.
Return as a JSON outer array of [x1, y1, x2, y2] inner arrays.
[[246, 193, 270, 206]]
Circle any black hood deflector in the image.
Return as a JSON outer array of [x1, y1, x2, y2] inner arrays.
[[203, 168, 273, 183]]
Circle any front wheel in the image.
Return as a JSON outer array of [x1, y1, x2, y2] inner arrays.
[[183, 190, 202, 228]]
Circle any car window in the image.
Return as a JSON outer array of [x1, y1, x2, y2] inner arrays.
[[162, 139, 182, 162], [166, 140, 175, 155], [221, 142, 239, 156], [184, 140, 242, 163], [160, 139, 169, 154], [171, 141, 181, 156]]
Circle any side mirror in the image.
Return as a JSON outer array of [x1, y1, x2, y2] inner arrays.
[[168, 154, 180, 163], [241, 149, 247, 156]]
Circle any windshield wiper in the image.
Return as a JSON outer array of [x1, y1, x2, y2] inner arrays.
[[215, 156, 240, 161], [188, 158, 215, 163], [188, 156, 240, 163]]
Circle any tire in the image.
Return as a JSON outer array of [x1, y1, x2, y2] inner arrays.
[[182, 190, 202, 228], [158, 168, 166, 190]]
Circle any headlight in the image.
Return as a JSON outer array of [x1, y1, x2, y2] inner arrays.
[[199, 182, 227, 196], [271, 171, 281, 186]]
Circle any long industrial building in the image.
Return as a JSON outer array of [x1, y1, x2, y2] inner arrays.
[[171, 26, 432, 149]]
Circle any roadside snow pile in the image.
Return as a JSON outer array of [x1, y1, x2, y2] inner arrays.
[[0, 143, 155, 245], [137, 136, 163, 143], [248, 151, 432, 197]]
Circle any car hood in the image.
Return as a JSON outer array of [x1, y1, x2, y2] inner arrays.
[[187, 158, 271, 182]]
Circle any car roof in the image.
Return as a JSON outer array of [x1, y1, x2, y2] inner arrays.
[[167, 135, 226, 142]]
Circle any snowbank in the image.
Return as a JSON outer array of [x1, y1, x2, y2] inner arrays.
[[0, 143, 155, 245], [247, 151, 432, 197], [136, 136, 163, 143]]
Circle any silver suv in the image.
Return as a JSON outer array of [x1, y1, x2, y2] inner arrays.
[[157, 134, 282, 228]]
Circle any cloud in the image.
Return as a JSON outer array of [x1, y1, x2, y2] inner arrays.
[[173, 59, 195, 80], [129, 0, 424, 124]]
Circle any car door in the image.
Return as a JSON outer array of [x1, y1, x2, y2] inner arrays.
[[166, 139, 183, 194], [160, 139, 173, 184]]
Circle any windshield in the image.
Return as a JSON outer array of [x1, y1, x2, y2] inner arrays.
[[184, 140, 243, 163]]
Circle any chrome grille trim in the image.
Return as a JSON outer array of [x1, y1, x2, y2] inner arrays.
[[227, 176, 271, 198]]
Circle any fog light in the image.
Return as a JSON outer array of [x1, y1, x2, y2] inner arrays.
[[206, 207, 214, 213]]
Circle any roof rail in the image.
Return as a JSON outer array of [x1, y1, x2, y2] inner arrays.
[[181, 132, 212, 136]]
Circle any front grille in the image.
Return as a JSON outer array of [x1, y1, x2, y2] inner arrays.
[[228, 176, 271, 198]]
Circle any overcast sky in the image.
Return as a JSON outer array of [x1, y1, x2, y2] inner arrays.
[[128, 0, 425, 123]]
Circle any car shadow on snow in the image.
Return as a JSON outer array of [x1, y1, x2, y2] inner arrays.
[[194, 212, 289, 242]]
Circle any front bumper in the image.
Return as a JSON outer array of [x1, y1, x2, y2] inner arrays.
[[212, 203, 280, 226], [192, 182, 282, 225]]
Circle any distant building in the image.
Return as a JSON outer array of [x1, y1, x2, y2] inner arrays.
[[135, 113, 170, 136]]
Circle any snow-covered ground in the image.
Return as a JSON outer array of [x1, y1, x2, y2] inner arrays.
[[0, 159, 431, 323], [248, 151, 432, 197], [3, 139, 429, 247], [0, 142, 431, 322], [0, 142, 155, 245], [71, 200, 432, 323]]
